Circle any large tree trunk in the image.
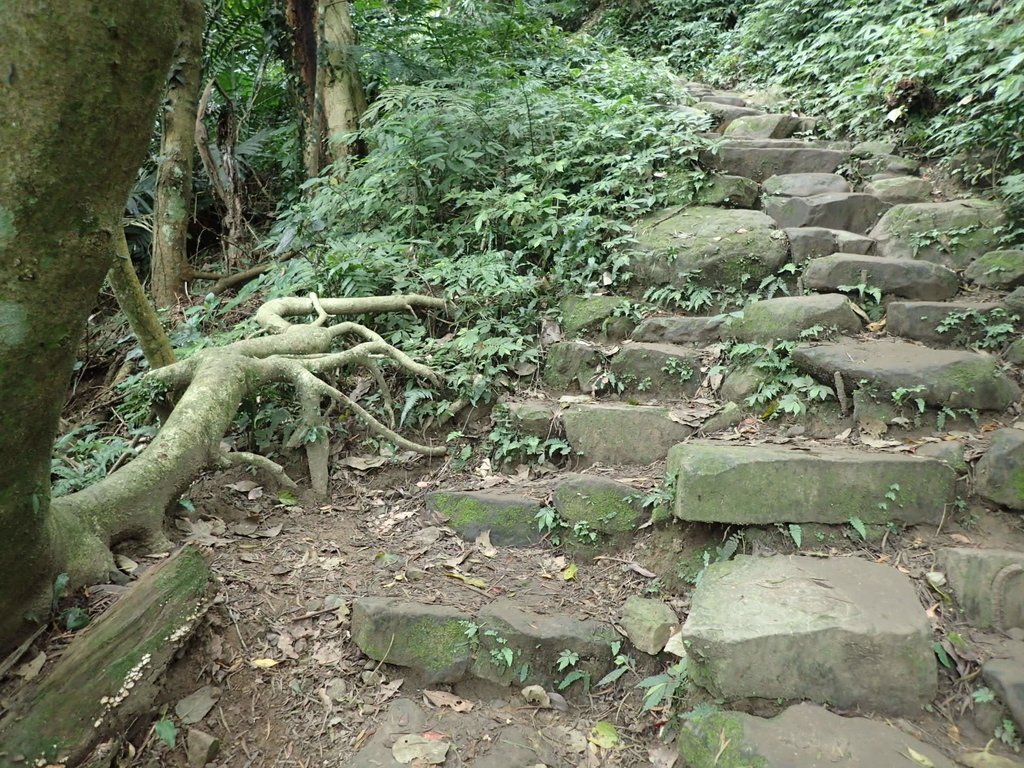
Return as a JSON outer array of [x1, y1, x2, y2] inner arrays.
[[151, 0, 205, 308], [319, 0, 368, 173], [0, 0, 180, 653]]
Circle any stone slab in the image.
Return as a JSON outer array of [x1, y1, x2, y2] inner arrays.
[[610, 342, 701, 397], [667, 441, 954, 525], [886, 301, 1006, 346], [791, 339, 1021, 410], [763, 172, 850, 198], [562, 403, 693, 466], [938, 547, 1024, 630], [709, 142, 848, 181], [765, 192, 889, 235], [678, 703, 955, 767], [869, 199, 1006, 269], [725, 293, 862, 342], [976, 428, 1024, 510], [425, 491, 543, 546], [631, 314, 725, 344], [802, 253, 959, 300], [681, 555, 937, 714]]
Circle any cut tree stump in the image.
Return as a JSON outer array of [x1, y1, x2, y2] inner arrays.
[[0, 545, 212, 767]]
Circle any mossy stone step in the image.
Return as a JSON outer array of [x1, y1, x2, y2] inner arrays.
[[886, 300, 1006, 346], [724, 293, 862, 342], [869, 199, 1005, 269], [425, 491, 542, 546], [707, 140, 848, 181], [764, 191, 889, 235], [609, 342, 702, 397], [791, 338, 1021, 410], [563, 403, 693, 466], [667, 441, 954, 525], [801, 253, 958, 301]]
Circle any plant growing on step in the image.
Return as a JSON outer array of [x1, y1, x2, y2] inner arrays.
[[692, 531, 743, 585], [661, 357, 695, 384], [727, 341, 834, 418], [572, 521, 598, 544], [486, 411, 571, 468], [936, 406, 980, 432], [891, 385, 927, 415], [643, 273, 717, 313], [628, 476, 676, 523], [996, 719, 1021, 751], [877, 483, 901, 514], [596, 641, 636, 688], [535, 506, 565, 546], [556, 649, 591, 692], [786, 523, 802, 549], [637, 659, 689, 712], [848, 515, 868, 541], [936, 308, 1020, 350], [755, 262, 800, 300], [909, 225, 981, 260], [836, 282, 884, 321]]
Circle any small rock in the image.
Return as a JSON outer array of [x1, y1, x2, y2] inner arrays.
[[553, 474, 642, 555], [619, 596, 677, 655], [983, 642, 1024, 731], [976, 429, 1024, 510], [186, 729, 220, 768], [863, 176, 932, 203], [698, 401, 743, 434], [937, 547, 1024, 630], [425, 491, 542, 546], [562, 403, 692, 466], [543, 341, 602, 393]]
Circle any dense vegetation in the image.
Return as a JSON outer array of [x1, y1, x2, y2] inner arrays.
[[599, 0, 1024, 197]]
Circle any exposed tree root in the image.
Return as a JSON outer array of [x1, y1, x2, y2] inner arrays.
[[52, 293, 448, 583]]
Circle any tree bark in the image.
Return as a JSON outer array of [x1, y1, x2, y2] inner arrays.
[[0, 0, 180, 654], [285, 0, 326, 177], [0, 546, 212, 766], [151, 0, 205, 308], [108, 231, 176, 369], [318, 0, 367, 173]]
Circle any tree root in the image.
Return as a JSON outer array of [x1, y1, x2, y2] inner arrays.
[[52, 294, 448, 581]]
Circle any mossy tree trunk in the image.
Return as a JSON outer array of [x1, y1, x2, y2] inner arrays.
[[151, 0, 205, 307], [0, 0, 180, 653], [108, 230, 177, 369]]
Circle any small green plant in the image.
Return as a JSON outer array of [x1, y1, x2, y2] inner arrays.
[[557, 648, 591, 691], [877, 483, 901, 514], [909, 225, 981, 260], [727, 340, 834, 418], [50, 572, 91, 632], [154, 716, 178, 748], [891, 386, 927, 414], [487, 412, 571, 467], [486, 629, 515, 669], [636, 660, 688, 711], [972, 686, 996, 704], [836, 282, 884, 321], [936, 308, 1019, 350], [848, 515, 868, 541], [996, 718, 1020, 750], [572, 520, 599, 544], [662, 356, 694, 383], [787, 523, 802, 548], [596, 641, 635, 687]]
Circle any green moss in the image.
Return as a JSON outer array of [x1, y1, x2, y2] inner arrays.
[[561, 295, 633, 338], [677, 711, 768, 768]]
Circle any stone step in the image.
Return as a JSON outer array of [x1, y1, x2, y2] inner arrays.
[[559, 295, 635, 340], [801, 252, 959, 300], [886, 300, 1005, 346], [632, 206, 789, 290], [786, 226, 874, 262], [763, 172, 850, 198], [869, 199, 1005, 269], [938, 545, 1024, 630], [692, 173, 759, 209], [693, 101, 763, 131], [425, 490, 543, 546], [975, 427, 1024, 511], [563, 402, 694, 465], [679, 703, 955, 767], [791, 338, 1021, 410], [351, 597, 615, 690], [724, 293, 862, 342], [764, 191, 889, 235], [707, 140, 849, 181], [863, 175, 932, 203], [667, 441, 955, 525], [632, 314, 725, 344], [608, 342, 702, 397], [543, 340, 601, 392], [965, 249, 1024, 289], [722, 113, 801, 139], [700, 93, 748, 107], [681, 555, 936, 714]]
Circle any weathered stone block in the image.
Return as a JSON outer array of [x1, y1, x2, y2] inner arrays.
[[563, 403, 692, 466], [725, 294, 861, 342], [543, 341, 601, 392], [975, 428, 1024, 510], [609, 342, 701, 397], [619, 597, 677, 655], [667, 442, 954, 525], [801, 253, 959, 300], [937, 547, 1024, 630], [964, 250, 1024, 289], [762, 172, 849, 198], [681, 556, 937, 714], [765, 192, 889, 235], [351, 598, 473, 683], [426, 491, 542, 546], [869, 200, 1006, 269], [631, 314, 725, 344]]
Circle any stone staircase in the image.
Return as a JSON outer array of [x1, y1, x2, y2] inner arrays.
[[347, 83, 1024, 767]]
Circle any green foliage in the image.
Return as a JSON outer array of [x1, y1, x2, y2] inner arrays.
[[487, 412, 571, 467], [727, 340, 834, 418], [848, 515, 867, 541], [50, 425, 144, 497], [602, 0, 1024, 188], [936, 307, 1020, 350], [271, 5, 710, 413], [154, 717, 178, 748], [636, 659, 689, 711]]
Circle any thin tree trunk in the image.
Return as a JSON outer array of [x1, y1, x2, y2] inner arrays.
[[108, 231, 176, 369], [0, 0, 179, 654], [318, 0, 367, 174], [151, 0, 205, 308], [285, 0, 325, 177]]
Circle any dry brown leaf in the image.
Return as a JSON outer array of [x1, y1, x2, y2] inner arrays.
[[475, 530, 497, 558], [423, 689, 474, 712]]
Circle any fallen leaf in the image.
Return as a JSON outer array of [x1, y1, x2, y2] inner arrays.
[[562, 563, 578, 581], [226, 480, 259, 493], [256, 523, 283, 538], [521, 685, 551, 708], [375, 678, 405, 703], [114, 554, 138, 574], [949, 533, 972, 545], [174, 685, 220, 724], [15, 651, 46, 680], [446, 572, 488, 589], [957, 750, 1024, 767], [229, 518, 260, 536], [338, 456, 388, 471], [247, 486, 264, 500], [250, 658, 279, 669], [392, 734, 450, 765], [269, 563, 293, 576], [905, 747, 936, 767], [547, 691, 569, 711], [475, 531, 497, 558], [626, 562, 657, 578], [423, 690, 474, 712], [648, 744, 678, 768], [588, 721, 619, 749]]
